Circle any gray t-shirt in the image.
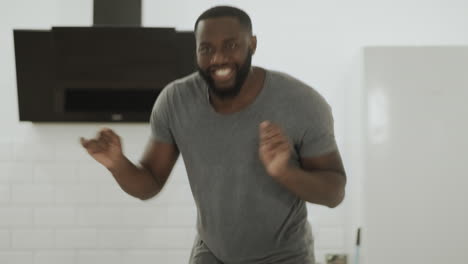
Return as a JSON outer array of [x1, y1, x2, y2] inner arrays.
[[150, 69, 337, 264]]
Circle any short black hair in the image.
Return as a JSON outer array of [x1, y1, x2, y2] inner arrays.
[[194, 6, 252, 34]]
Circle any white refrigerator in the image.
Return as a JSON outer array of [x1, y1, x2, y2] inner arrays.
[[362, 46, 468, 264]]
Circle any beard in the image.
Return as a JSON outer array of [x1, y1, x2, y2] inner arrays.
[[197, 50, 253, 100]]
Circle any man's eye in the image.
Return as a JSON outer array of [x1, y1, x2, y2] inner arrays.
[[199, 47, 211, 54], [227, 42, 237, 49]]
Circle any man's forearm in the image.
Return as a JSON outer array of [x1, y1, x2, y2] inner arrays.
[[276, 166, 346, 208], [107, 155, 162, 200]]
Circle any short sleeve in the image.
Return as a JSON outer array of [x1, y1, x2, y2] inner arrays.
[[149, 85, 175, 144], [298, 94, 337, 158]]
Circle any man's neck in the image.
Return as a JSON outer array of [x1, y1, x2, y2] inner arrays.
[[209, 67, 265, 114]]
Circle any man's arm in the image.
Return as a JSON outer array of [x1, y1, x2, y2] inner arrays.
[[259, 121, 346, 208], [278, 151, 346, 208], [81, 128, 179, 200]]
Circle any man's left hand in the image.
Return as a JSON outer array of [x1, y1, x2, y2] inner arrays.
[[259, 121, 292, 179]]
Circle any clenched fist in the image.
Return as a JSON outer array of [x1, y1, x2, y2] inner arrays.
[[259, 121, 292, 179], [80, 128, 124, 170]]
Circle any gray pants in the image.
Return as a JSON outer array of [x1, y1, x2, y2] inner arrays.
[[188, 234, 316, 264]]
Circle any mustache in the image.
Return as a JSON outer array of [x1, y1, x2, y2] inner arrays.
[[197, 50, 253, 99], [196, 49, 253, 75]]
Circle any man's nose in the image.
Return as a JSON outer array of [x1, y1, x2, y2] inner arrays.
[[210, 50, 228, 65]]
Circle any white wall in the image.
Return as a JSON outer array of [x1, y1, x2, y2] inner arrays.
[[1, 0, 468, 263]]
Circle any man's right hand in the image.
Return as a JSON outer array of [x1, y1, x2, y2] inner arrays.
[[80, 128, 124, 170], [80, 128, 179, 200]]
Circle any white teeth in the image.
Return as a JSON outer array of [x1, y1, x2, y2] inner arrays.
[[215, 68, 231, 77]]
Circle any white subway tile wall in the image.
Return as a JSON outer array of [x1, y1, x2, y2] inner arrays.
[[0, 185, 10, 204], [12, 229, 55, 249], [0, 162, 34, 184], [0, 140, 345, 263], [0, 142, 14, 161], [34, 250, 75, 264], [0, 251, 33, 264], [75, 250, 122, 264], [55, 229, 98, 249], [0, 230, 10, 249]]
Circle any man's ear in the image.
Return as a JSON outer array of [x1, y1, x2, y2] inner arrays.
[[250, 35, 257, 55]]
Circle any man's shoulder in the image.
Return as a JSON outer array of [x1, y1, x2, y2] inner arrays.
[[161, 72, 205, 99], [165, 72, 201, 91], [173, 71, 201, 86], [265, 69, 325, 103], [266, 69, 309, 88]]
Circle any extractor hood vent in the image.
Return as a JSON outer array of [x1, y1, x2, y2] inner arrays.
[[13, 0, 196, 123], [93, 0, 142, 27]]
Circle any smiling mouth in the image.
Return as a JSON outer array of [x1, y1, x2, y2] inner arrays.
[[211, 67, 235, 83]]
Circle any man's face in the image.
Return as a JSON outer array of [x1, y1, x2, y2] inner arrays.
[[195, 17, 256, 99]]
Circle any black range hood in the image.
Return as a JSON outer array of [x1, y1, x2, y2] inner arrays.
[[13, 0, 196, 122]]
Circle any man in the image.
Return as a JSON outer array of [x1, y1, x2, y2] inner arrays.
[[80, 6, 346, 264]]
